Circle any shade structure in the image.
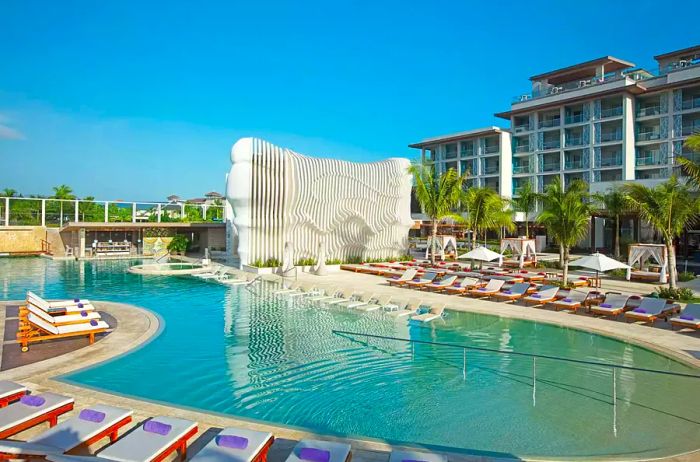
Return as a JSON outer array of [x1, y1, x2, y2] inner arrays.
[[458, 246, 503, 265], [571, 253, 631, 272]]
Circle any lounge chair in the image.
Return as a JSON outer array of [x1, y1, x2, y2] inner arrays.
[[0, 393, 74, 439], [47, 416, 198, 462], [518, 271, 546, 283], [338, 292, 375, 309], [286, 283, 321, 299], [0, 405, 132, 457], [285, 439, 351, 462], [386, 268, 419, 286], [27, 292, 95, 315], [404, 272, 439, 289], [443, 277, 482, 295], [549, 289, 589, 312], [491, 283, 532, 302], [273, 281, 302, 295], [521, 286, 560, 306], [589, 294, 630, 317], [355, 294, 393, 312], [305, 286, 337, 302], [487, 274, 525, 283], [0, 382, 27, 408], [422, 275, 458, 292], [630, 270, 663, 282], [21, 304, 101, 326], [670, 304, 700, 330], [385, 298, 422, 318], [467, 279, 505, 298], [17, 313, 109, 352], [389, 449, 446, 462], [190, 427, 274, 462], [193, 266, 227, 280], [410, 303, 446, 322], [568, 276, 592, 288], [324, 289, 355, 306], [624, 297, 676, 324]]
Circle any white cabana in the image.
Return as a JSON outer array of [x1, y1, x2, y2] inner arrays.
[[500, 237, 537, 268], [425, 235, 458, 261], [571, 252, 631, 288], [626, 244, 668, 283], [458, 246, 503, 266]]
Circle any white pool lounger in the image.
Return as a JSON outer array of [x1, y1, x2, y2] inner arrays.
[[389, 449, 446, 462], [0, 382, 27, 408], [285, 440, 351, 462], [190, 427, 274, 462], [0, 405, 132, 457], [0, 393, 74, 439]]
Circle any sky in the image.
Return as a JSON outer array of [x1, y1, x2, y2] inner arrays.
[[1, 0, 698, 201]]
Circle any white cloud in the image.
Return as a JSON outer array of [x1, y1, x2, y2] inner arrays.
[[0, 114, 25, 140]]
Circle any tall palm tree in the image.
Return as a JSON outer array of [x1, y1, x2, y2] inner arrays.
[[536, 179, 592, 284], [622, 177, 699, 289], [462, 187, 515, 249], [52, 184, 76, 226], [409, 163, 466, 264], [675, 133, 700, 187], [593, 187, 628, 259], [510, 180, 538, 238], [2, 188, 17, 197]]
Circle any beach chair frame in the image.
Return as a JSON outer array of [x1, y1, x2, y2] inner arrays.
[[0, 402, 75, 439]]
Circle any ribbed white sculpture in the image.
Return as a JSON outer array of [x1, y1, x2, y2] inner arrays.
[[226, 137, 413, 267]]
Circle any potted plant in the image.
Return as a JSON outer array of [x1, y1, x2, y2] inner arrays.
[[167, 235, 190, 256]]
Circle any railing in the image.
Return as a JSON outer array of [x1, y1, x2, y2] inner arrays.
[[564, 114, 587, 124], [600, 130, 623, 142], [460, 149, 474, 157], [513, 72, 628, 103], [483, 145, 499, 154], [637, 130, 662, 141], [40, 239, 52, 255], [681, 97, 700, 111], [636, 105, 662, 117], [514, 144, 531, 153], [565, 136, 584, 147], [513, 124, 533, 133], [565, 160, 585, 169], [542, 140, 561, 150], [600, 106, 623, 118], [541, 162, 560, 172], [599, 154, 622, 167], [539, 118, 560, 129], [512, 164, 532, 174], [483, 165, 499, 175], [682, 125, 700, 136], [636, 154, 665, 166]]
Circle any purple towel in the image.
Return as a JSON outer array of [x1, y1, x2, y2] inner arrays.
[[20, 395, 45, 407], [90, 319, 99, 327], [680, 314, 695, 321], [143, 420, 172, 435], [216, 435, 249, 449], [299, 448, 330, 462], [477, 288, 486, 291], [633, 308, 647, 314], [562, 298, 573, 303], [79, 409, 106, 423], [503, 290, 512, 294], [78, 303, 84, 308], [599, 303, 612, 308], [74, 298, 80, 303], [80, 311, 88, 317], [531, 294, 541, 298]]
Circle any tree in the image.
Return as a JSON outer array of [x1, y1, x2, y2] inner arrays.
[[409, 163, 466, 264], [2, 188, 17, 197], [510, 180, 538, 238], [52, 185, 76, 226], [461, 187, 515, 249], [675, 133, 700, 187], [594, 188, 628, 259], [536, 179, 593, 284], [622, 177, 699, 289]]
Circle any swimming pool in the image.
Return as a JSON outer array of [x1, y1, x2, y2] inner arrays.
[[2, 258, 699, 460]]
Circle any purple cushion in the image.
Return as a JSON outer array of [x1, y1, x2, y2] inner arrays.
[[562, 298, 573, 303], [477, 288, 487, 291], [80, 311, 88, 317], [299, 448, 330, 462], [600, 303, 612, 308], [20, 395, 45, 407], [77, 303, 84, 308], [680, 314, 695, 321], [90, 319, 98, 327], [79, 409, 106, 423], [503, 290, 512, 294], [74, 298, 80, 303], [216, 435, 249, 449], [633, 308, 647, 314], [531, 294, 541, 298], [143, 420, 171, 435]]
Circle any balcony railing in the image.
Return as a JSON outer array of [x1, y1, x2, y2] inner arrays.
[[637, 130, 662, 141], [636, 105, 662, 117], [565, 114, 587, 124], [541, 162, 560, 172], [682, 97, 700, 111], [599, 154, 622, 167], [682, 125, 700, 136], [565, 136, 584, 147], [539, 118, 561, 129], [513, 164, 532, 174], [483, 145, 499, 154], [636, 154, 665, 166], [483, 165, 499, 175], [565, 160, 585, 169], [513, 71, 629, 103], [514, 144, 531, 153], [513, 124, 533, 133], [600, 130, 623, 142], [600, 106, 623, 118], [542, 140, 561, 150], [461, 149, 475, 157]]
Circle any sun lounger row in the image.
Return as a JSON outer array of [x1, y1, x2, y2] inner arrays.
[[0, 382, 446, 462]]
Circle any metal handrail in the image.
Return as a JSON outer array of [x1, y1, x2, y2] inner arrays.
[[332, 330, 700, 379]]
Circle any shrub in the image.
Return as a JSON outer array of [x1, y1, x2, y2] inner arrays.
[[608, 268, 627, 278], [345, 255, 363, 264], [325, 258, 342, 265], [167, 235, 189, 254], [678, 271, 696, 282], [295, 257, 317, 266], [656, 286, 694, 301], [536, 260, 560, 269], [264, 258, 280, 268]]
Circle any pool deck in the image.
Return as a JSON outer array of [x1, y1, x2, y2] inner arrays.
[[1, 269, 700, 461]]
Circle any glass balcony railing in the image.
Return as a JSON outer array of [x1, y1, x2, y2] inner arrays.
[[542, 140, 561, 150], [513, 124, 533, 133], [600, 106, 623, 118], [637, 130, 662, 141], [636, 105, 662, 117], [682, 125, 700, 136], [565, 114, 587, 124], [600, 130, 623, 142], [539, 118, 561, 129], [565, 160, 585, 169], [541, 162, 561, 172], [682, 97, 700, 111], [636, 155, 665, 166], [483, 145, 499, 154], [461, 149, 475, 157], [636, 170, 668, 180], [514, 144, 531, 153], [599, 154, 622, 167], [565, 136, 584, 147], [513, 164, 531, 174], [513, 71, 629, 103], [483, 165, 499, 175]]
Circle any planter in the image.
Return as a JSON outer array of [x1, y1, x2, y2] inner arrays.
[[242, 265, 276, 275]]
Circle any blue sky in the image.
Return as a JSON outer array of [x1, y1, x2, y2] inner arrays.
[[0, 0, 697, 200]]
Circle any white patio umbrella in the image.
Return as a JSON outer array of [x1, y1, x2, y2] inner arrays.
[[570, 252, 631, 288], [458, 246, 503, 267]]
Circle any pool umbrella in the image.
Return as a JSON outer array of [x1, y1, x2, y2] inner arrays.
[[458, 246, 503, 268], [570, 252, 630, 288]]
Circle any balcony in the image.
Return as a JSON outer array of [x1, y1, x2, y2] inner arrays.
[[483, 164, 499, 175], [565, 114, 587, 125], [600, 106, 623, 119], [461, 149, 475, 157], [483, 145, 499, 154], [637, 130, 662, 142], [565, 136, 584, 147], [542, 139, 561, 150], [514, 144, 531, 153], [513, 164, 532, 174], [539, 118, 561, 129], [636, 153, 665, 166], [636, 105, 662, 117], [541, 162, 561, 172], [565, 159, 585, 169], [513, 123, 533, 133], [682, 97, 700, 111], [599, 154, 622, 167], [600, 130, 623, 142], [513, 71, 630, 103], [682, 125, 700, 136]]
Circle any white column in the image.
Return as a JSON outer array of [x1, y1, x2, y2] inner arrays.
[[104, 201, 109, 223], [132, 202, 137, 223], [621, 94, 636, 180], [202, 205, 207, 221], [157, 204, 162, 223], [4, 197, 9, 227], [79, 228, 86, 258], [41, 199, 46, 227], [74, 199, 79, 222], [180, 203, 185, 219]]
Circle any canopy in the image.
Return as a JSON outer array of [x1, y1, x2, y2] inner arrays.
[[626, 244, 668, 283], [500, 237, 538, 268], [458, 246, 503, 266], [425, 235, 458, 261], [571, 253, 630, 272]]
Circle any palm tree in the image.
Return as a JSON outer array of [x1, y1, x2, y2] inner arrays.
[[675, 133, 700, 186], [1, 188, 17, 197], [409, 163, 466, 264], [52, 184, 76, 226], [537, 179, 593, 284], [622, 177, 699, 289], [593, 188, 628, 259], [510, 180, 538, 238], [462, 187, 515, 249]]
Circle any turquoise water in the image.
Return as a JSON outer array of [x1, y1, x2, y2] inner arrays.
[[2, 258, 700, 460]]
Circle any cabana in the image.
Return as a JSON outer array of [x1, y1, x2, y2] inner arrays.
[[425, 235, 457, 261], [500, 237, 537, 268], [626, 244, 668, 283]]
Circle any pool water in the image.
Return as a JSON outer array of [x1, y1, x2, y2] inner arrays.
[[2, 258, 699, 460]]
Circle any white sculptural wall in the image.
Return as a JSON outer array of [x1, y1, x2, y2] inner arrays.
[[226, 137, 413, 266]]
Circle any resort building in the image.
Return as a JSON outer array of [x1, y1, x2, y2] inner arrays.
[[226, 137, 413, 267]]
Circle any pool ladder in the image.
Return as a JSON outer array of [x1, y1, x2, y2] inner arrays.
[[245, 275, 263, 296]]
